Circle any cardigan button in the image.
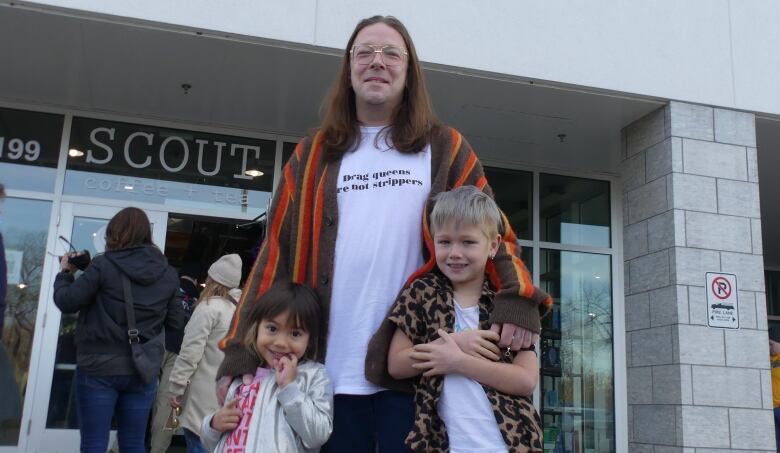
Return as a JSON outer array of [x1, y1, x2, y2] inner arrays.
[[325, 215, 334, 226], [320, 275, 329, 285]]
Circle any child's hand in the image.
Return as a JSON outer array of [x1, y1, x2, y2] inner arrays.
[[411, 329, 464, 376], [275, 355, 298, 388], [449, 329, 501, 361], [211, 398, 241, 432]]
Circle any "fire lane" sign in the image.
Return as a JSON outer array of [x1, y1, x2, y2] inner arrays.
[[706, 272, 739, 329]]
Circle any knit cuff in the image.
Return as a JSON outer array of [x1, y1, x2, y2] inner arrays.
[[216, 343, 260, 379], [488, 294, 541, 334]]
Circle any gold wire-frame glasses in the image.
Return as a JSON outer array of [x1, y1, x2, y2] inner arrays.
[[350, 44, 408, 67]]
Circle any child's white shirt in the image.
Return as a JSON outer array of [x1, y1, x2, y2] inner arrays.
[[438, 300, 508, 453]]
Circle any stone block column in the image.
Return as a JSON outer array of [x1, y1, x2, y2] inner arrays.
[[620, 102, 774, 452]]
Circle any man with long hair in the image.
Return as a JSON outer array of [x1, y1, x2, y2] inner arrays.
[[218, 16, 551, 451]]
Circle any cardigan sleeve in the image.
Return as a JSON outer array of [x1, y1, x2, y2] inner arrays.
[[442, 128, 552, 333], [217, 137, 307, 378]]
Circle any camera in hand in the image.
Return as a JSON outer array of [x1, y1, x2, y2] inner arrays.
[[66, 250, 92, 271]]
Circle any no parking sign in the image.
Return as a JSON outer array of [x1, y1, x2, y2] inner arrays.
[[706, 272, 739, 329]]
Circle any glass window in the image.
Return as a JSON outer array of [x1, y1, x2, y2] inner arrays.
[[539, 249, 614, 453], [540, 174, 610, 247], [45, 217, 110, 430], [0, 107, 64, 193], [63, 117, 274, 215], [0, 197, 53, 444], [485, 167, 532, 241], [767, 270, 780, 316]]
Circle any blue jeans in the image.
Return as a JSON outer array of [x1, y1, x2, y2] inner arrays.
[[321, 391, 414, 453], [75, 369, 157, 453], [774, 406, 780, 452], [183, 428, 209, 453]]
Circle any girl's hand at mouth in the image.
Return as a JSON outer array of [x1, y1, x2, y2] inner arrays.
[[274, 354, 298, 388]]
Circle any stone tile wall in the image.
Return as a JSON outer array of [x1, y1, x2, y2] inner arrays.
[[621, 102, 774, 451]]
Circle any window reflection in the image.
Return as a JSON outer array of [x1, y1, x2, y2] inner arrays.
[[540, 250, 614, 453], [540, 174, 610, 247], [485, 167, 532, 241], [63, 170, 271, 216], [0, 198, 53, 445], [46, 218, 109, 430]]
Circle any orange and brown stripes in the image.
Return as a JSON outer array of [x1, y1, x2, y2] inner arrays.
[[448, 128, 462, 167], [292, 132, 324, 283], [445, 128, 478, 189], [294, 140, 304, 161], [453, 150, 478, 188], [310, 165, 329, 288], [490, 211, 536, 299], [485, 259, 501, 290]]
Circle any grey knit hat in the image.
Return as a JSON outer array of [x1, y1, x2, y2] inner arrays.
[[208, 254, 242, 289]]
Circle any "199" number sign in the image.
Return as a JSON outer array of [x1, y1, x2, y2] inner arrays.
[[0, 137, 42, 161]]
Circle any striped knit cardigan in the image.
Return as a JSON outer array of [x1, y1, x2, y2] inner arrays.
[[218, 125, 552, 384]]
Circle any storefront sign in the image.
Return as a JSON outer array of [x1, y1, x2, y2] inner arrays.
[[67, 117, 275, 191], [706, 272, 739, 329], [0, 107, 63, 168]]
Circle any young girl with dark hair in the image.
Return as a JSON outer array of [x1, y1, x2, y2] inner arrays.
[[202, 282, 333, 452]]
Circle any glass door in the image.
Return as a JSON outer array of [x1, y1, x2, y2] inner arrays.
[[24, 202, 166, 453]]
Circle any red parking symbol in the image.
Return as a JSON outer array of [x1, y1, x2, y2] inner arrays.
[[712, 277, 731, 300]]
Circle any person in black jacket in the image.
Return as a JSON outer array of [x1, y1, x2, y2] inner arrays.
[[54, 207, 183, 453]]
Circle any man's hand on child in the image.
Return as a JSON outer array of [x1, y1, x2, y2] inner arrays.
[[449, 329, 501, 361], [275, 355, 298, 388], [490, 323, 539, 350], [211, 398, 241, 432], [411, 329, 464, 376]]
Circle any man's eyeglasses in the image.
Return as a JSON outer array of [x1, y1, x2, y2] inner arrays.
[[350, 45, 408, 67]]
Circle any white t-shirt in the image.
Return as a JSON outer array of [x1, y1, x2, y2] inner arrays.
[[326, 126, 431, 394], [438, 301, 507, 453]]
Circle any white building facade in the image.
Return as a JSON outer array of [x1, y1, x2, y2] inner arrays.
[[1, 1, 779, 452]]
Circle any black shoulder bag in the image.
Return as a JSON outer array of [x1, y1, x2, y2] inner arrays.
[[120, 272, 165, 384]]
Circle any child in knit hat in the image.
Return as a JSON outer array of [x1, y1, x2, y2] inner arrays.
[[167, 254, 242, 453]]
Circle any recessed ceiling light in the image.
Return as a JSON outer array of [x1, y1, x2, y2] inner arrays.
[[124, 185, 134, 190], [245, 169, 264, 177], [68, 148, 84, 157]]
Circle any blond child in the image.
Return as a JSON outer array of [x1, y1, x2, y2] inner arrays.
[[201, 282, 333, 452], [384, 186, 542, 452]]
